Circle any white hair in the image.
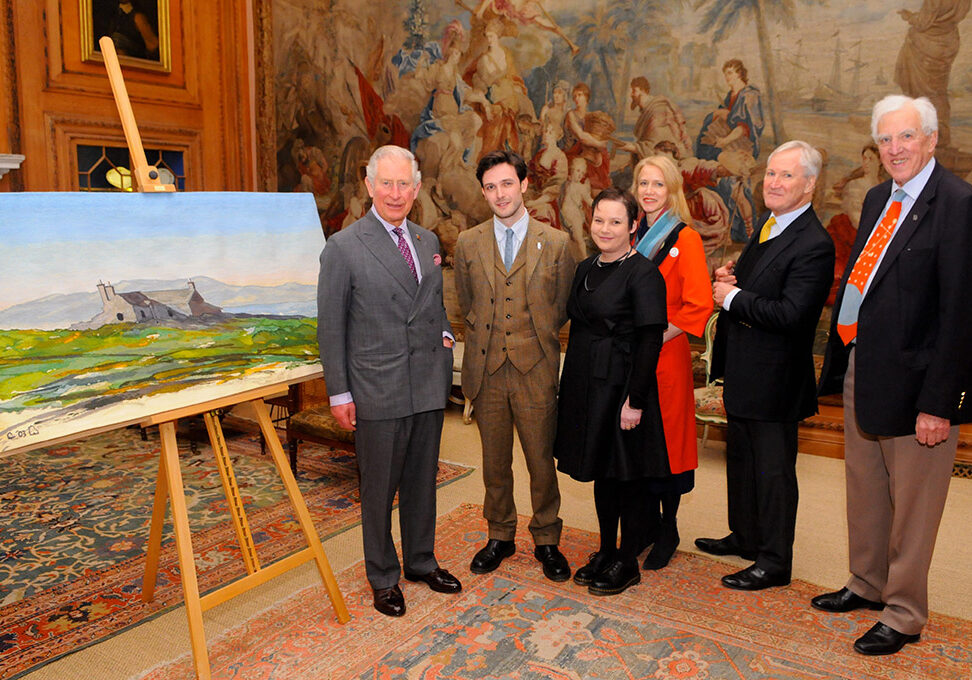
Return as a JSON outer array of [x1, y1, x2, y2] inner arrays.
[[871, 95, 938, 140], [366, 145, 421, 185], [768, 140, 822, 178]]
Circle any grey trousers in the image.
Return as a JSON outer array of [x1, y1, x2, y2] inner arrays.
[[355, 409, 444, 589]]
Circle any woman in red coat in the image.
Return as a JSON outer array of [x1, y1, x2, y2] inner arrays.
[[631, 155, 714, 569]]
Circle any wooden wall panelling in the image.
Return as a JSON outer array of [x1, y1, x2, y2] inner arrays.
[[1, 0, 22, 190], [9, 0, 253, 191], [50, 114, 201, 190], [251, 0, 275, 192]]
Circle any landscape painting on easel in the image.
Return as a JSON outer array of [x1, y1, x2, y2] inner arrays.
[[0, 192, 323, 455]]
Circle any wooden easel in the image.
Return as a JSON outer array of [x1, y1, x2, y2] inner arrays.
[[99, 37, 348, 680]]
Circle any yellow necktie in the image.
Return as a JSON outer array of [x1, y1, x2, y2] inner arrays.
[[758, 216, 777, 243]]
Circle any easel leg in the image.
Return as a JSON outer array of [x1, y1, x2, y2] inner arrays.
[[142, 445, 168, 602], [158, 420, 212, 679], [245, 399, 350, 623], [204, 411, 261, 575]]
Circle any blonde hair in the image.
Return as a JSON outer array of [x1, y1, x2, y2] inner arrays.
[[630, 155, 692, 225]]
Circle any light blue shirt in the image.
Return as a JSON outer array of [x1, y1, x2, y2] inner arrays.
[[723, 201, 812, 310], [493, 209, 529, 264], [860, 158, 935, 298]]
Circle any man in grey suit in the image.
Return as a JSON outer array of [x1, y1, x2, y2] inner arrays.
[[317, 145, 461, 617]]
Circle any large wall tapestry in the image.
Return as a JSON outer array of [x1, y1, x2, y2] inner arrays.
[[272, 0, 972, 315], [0, 192, 323, 455]]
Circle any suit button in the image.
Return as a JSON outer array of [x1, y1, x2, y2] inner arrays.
[[506, 331, 511, 336], [490, 298, 494, 303], [506, 281, 512, 286], [502, 347, 506, 352], [506, 314, 511, 319], [506, 297, 511, 301], [486, 323, 490, 329], [409, 349, 415, 355], [481, 349, 486, 355]]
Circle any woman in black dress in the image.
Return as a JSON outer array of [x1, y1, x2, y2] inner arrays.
[[554, 187, 668, 595]]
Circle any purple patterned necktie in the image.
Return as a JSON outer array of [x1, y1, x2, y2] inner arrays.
[[392, 227, 418, 282]]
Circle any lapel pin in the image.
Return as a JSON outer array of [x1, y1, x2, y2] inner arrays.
[[415, 233, 422, 240], [433, 253, 442, 266], [536, 242, 541, 250]]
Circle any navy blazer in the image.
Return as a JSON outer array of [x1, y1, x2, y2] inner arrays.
[[819, 162, 972, 436], [711, 206, 835, 422]]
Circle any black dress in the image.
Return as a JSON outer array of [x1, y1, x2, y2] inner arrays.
[[555, 253, 668, 482]]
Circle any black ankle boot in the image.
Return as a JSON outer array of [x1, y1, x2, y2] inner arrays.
[[642, 522, 679, 570]]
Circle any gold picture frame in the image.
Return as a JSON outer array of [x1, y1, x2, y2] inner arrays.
[[80, 0, 171, 73]]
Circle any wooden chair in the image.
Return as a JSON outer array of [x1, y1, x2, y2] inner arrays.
[[694, 314, 726, 450], [284, 378, 355, 471]]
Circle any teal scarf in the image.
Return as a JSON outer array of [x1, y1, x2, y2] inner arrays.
[[635, 210, 680, 259]]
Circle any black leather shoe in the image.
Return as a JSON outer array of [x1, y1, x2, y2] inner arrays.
[[372, 584, 405, 617], [695, 534, 757, 561], [404, 567, 462, 593], [811, 587, 884, 613], [573, 551, 613, 586], [854, 622, 920, 655], [589, 559, 640, 596], [721, 564, 790, 591], [470, 539, 515, 574], [534, 545, 571, 582]]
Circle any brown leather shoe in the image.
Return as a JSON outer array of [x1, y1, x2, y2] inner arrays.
[[404, 567, 462, 593], [373, 584, 405, 617]]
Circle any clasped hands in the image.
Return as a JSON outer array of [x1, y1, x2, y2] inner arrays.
[[712, 259, 738, 308]]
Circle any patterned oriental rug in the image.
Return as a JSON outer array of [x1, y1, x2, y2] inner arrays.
[[0, 425, 471, 679], [147, 504, 971, 680]]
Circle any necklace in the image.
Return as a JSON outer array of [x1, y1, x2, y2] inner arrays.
[[594, 247, 633, 267], [585, 248, 633, 290]]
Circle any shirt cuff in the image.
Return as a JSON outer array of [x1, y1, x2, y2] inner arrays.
[[723, 287, 741, 310], [329, 391, 353, 407]]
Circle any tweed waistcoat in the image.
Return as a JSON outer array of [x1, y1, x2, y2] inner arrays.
[[486, 241, 544, 375]]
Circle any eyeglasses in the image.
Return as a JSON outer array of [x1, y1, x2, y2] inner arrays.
[[875, 130, 924, 147]]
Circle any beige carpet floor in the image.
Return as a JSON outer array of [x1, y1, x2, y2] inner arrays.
[[20, 407, 972, 679]]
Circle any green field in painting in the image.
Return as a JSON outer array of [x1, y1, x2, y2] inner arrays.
[[0, 317, 319, 412]]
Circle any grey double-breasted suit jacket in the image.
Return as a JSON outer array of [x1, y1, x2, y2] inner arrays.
[[317, 211, 453, 418]]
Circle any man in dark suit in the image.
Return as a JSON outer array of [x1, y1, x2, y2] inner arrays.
[[812, 95, 972, 655], [317, 145, 461, 617], [697, 140, 835, 590], [453, 150, 576, 582]]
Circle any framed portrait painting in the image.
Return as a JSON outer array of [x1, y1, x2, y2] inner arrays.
[[80, 0, 171, 72]]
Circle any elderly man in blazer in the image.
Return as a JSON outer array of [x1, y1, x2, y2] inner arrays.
[[697, 140, 835, 591], [812, 95, 972, 656], [454, 150, 576, 581], [317, 145, 461, 617]]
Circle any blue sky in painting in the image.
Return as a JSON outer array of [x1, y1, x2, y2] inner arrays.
[[0, 192, 324, 310]]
